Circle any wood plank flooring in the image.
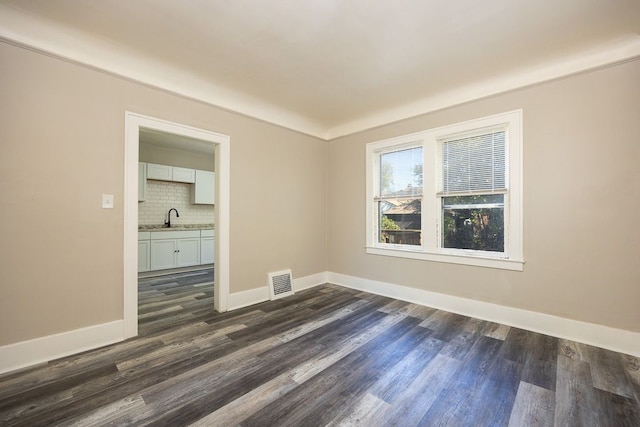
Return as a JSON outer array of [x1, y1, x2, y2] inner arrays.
[[1, 270, 638, 426]]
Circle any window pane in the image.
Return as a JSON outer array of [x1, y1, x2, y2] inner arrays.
[[378, 198, 421, 246], [379, 146, 423, 197], [442, 195, 504, 252], [441, 130, 505, 193]]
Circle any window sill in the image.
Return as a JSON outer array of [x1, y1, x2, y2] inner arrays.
[[365, 246, 524, 271]]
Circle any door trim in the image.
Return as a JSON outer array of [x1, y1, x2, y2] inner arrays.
[[124, 112, 230, 338]]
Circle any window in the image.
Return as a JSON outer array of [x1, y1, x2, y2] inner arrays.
[[439, 127, 506, 253], [366, 110, 523, 271], [377, 145, 423, 247]]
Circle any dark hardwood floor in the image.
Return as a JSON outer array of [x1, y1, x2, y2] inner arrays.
[[1, 270, 638, 426]]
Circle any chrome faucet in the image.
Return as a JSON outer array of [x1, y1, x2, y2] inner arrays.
[[165, 208, 180, 228]]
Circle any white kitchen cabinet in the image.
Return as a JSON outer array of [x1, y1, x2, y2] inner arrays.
[[138, 162, 147, 202], [142, 230, 212, 272], [146, 163, 172, 181], [191, 170, 215, 205], [176, 238, 201, 267], [146, 163, 196, 183], [172, 167, 196, 183], [149, 230, 201, 271], [138, 232, 150, 272], [200, 230, 215, 264], [150, 239, 177, 271]]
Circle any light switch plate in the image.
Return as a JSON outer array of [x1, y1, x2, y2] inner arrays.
[[102, 194, 114, 209]]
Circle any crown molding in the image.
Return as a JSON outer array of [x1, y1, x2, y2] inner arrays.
[[2, 4, 639, 141], [0, 5, 328, 139], [326, 36, 640, 139]]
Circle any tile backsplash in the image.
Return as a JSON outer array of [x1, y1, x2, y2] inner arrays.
[[139, 180, 214, 225]]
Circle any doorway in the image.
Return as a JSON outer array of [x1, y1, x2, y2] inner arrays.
[[124, 112, 230, 339]]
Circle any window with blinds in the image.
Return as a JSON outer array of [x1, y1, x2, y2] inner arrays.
[[438, 127, 507, 253], [365, 109, 522, 270]]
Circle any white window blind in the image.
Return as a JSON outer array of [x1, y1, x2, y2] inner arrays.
[[440, 129, 506, 194]]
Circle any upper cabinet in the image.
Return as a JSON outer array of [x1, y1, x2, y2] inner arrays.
[[144, 162, 213, 204], [138, 162, 147, 202], [146, 163, 172, 181], [172, 167, 196, 183], [146, 163, 195, 183], [191, 170, 215, 205]]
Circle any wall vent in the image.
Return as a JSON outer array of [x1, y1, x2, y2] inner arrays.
[[268, 269, 294, 300]]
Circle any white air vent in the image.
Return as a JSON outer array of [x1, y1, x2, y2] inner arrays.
[[268, 269, 294, 300]]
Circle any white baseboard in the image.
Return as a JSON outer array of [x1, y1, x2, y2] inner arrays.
[[294, 271, 328, 292], [228, 271, 328, 311], [327, 272, 640, 357], [0, 320, 124, 375], [228, 286, 270, 310], [7, 270, 634, 376]]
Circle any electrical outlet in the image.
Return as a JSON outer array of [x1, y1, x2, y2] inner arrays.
[[102, 194, 114, 209]]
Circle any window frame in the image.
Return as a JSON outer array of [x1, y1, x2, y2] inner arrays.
[[365, 110, 523, 271]]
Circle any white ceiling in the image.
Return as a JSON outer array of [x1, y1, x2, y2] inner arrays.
[[1, 0, 638, 139]]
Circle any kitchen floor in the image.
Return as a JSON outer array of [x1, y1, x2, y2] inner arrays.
[[138, 268, 214, 336]]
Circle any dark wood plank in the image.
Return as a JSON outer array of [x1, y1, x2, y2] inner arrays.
[[555, 354, 600, 426], [499, 326, 532, 364], [473, 357, 524, 426], [286, 320, 429, 425], [418, 335, 506, 425], [483, 321, 511, 340], [439, 317, 485, 360], [586, 345, 635, 398], [521, 332, 558, 391], [592, 388, 640, 427], [620, 354, 640, 406], [353, 353, 461, 426], [0, 363, 118, 412], [508, 381, 555, 427], [368, 333, 444, 403], [419, 310, 469, 341], [238, 317, 423, 427]]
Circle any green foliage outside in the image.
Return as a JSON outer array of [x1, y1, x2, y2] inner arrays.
[[442, 194, 504, 252], [381, 215, 400, 230]]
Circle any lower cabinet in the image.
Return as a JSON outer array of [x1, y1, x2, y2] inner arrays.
[[176, 238, 201, 267], [140, 229, 214, 272], [149, 239, 178, 270], [149, 230, 201, 271], [138, 233, 151, 273], [201, 229, 215, 264]]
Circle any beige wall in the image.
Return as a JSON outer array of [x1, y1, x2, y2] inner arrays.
[[328, 59, 640, 333], [0, 42, 328, 345]]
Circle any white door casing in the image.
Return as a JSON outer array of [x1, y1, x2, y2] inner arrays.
[[124, 112, 230, 339]]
